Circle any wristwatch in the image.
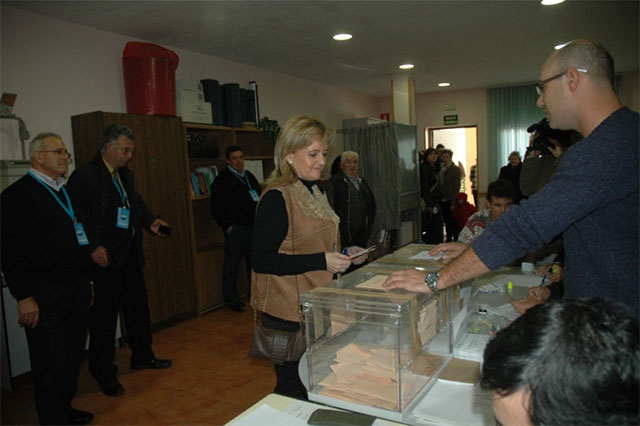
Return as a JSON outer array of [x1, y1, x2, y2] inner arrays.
[[425, 272, 442, 295]]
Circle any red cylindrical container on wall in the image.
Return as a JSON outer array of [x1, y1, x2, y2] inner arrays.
[[122, 41, 179, 116]]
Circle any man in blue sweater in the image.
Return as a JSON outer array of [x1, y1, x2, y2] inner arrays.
[[384, 39, 639, 317]]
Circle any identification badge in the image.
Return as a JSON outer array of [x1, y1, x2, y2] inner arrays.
[[249, 189, 259, 202], [74, 222, 89, 246], [116, 207, 130, 229]]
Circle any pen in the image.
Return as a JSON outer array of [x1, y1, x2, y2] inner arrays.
[[534, 268, 552, 299]]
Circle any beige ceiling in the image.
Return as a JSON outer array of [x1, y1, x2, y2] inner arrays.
[[6, 0, 639, 97]]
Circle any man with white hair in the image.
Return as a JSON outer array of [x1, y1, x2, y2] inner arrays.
[[1, 133, 93, 424], [384, 39, 639, 318], [326, 151, 376, 249]]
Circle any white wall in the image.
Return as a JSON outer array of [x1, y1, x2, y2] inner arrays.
[[0, 5, 379, 174]]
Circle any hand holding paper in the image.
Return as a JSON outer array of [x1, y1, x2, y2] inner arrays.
[[347, 245, 375, 265]]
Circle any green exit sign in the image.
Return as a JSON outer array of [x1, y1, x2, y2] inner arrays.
[[444, 114, 458, 125]]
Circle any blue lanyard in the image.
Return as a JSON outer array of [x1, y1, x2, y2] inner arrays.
[[230, 169, 253, 191], [111, 175, 127, 205], [28, 172, 77, 222]]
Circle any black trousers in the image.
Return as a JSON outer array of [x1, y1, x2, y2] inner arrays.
[[422, 205, 444, 244], [222, 225, 252, 304], [25, 276, 90, 425], [88, 256, 154, 385], [262, 313, 307, 400], [441, 200, 459, 242]]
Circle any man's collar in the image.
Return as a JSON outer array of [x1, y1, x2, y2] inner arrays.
[[102, 155, 116, 174], [29, 167, 65, 191], [228, 166, 245, 177]]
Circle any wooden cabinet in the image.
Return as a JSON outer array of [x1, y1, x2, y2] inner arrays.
[[182, 123, 273, 313], [70, 111, 197, 325]]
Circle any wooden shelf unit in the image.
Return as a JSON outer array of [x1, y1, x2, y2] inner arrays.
[[183, 123, 274, 313], [70, 111, 198, 326]]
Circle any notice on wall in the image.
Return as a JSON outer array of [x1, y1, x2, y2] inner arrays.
[[245, 160, 264, 182]]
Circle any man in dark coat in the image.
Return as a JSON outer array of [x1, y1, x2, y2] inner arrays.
[[210, 145, 261, 313], [326, 151, 376, 249], [67, 124, 171, 398]]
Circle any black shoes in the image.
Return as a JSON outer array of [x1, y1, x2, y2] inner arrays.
[[68, 408, 94, 425], [228, 301, 245, 313], [130, 357, 172, 370], [99, 381, 125, 397]]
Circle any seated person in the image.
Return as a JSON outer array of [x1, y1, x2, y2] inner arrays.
[[458, 179, 517, 243], [481, 298, 639, 426]]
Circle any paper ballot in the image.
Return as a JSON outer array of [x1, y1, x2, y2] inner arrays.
[[409, 250, 443, 261]]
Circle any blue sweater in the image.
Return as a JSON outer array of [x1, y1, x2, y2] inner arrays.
[[472, 107, 639, 316]]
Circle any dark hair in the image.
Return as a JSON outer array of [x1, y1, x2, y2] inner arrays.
[[487, 179, 517, 202], [441, 149, 453, 157], [330, 156, 342, 176], [225, 145, 243, 160], [100, 124, 135, 152], [436, 144, 445, 150], [420, 147, 437, 163], [481, 298, 639, 425]]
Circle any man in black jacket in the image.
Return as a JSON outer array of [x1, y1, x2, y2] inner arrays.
[[210, 145, 261, 313], [326, 151, 376, 249], [1, 132, 93, 424], [67, 124, 171, 398]]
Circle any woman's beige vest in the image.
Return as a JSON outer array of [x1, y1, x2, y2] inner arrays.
[[251, 180, 339, 322]]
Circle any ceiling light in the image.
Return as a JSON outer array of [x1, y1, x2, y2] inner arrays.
[[438, 82, 451, 87], [554, 42, 568, 50], [333, 33, 352, 41], [399, 64, 414, 70], [541, 0, 565, 5]]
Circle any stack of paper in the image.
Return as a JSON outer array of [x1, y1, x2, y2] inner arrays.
[[454, 333, 492, 362], [317, 343, 442, 411]]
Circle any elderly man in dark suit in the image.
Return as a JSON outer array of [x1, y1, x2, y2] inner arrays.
[[67, 124, 171, 397], [1, 132, 93, 424]]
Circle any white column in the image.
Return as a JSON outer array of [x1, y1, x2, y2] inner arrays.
[[391, 72, 416, 125]]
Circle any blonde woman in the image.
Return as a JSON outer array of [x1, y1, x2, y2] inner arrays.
[[251, 116, 362, 398]]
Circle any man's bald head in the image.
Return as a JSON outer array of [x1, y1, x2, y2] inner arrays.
[[548, 39, 615, 88]]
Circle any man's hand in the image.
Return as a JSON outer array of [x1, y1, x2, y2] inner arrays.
[[91, 246, 109, 267], [537, 264, 563, 283], [548, 140, 564, 158], [18, 297, 39, 328], [150, 218, 170, 237], [430, 242, 469, 261], [382, 269, 430, 293], [325, 252, 352, 274]]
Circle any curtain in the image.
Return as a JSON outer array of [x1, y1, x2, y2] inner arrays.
[[487, 84, 543, 181], [344, 122, 401, 231]]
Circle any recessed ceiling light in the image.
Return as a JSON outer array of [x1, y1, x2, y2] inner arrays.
[[333, 33, 352, 41], [399, 64, 414, 70], [438, 82, 451, 87], [541, 0, 565, 5], [554, 42, 569, 50]]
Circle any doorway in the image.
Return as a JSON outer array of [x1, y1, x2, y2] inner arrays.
[[426, 125, 478, 206]]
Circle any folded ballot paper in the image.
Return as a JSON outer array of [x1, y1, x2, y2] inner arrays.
[[317, 343, 445, 411]]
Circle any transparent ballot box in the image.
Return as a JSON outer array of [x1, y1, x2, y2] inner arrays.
[[365, 243, 464, 324], [300, 268, 452, 422]]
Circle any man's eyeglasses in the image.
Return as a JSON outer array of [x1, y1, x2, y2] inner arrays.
[[119, 147, 135, 155], [535, 68, 587, 96], [39, 149, 72, 159]]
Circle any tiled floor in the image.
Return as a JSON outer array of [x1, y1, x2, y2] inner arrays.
[[1, 307, 275, 425]]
